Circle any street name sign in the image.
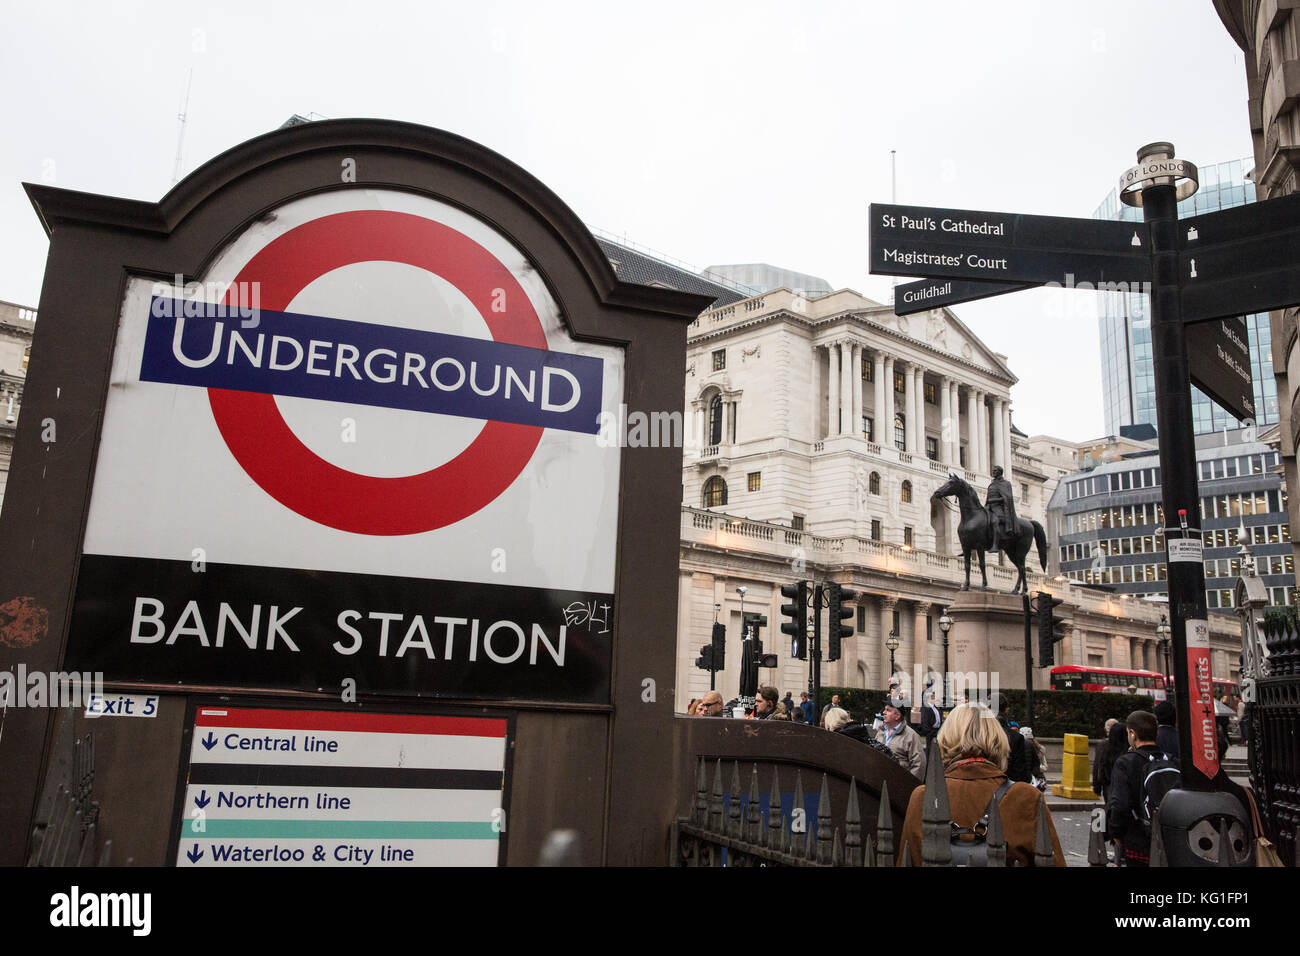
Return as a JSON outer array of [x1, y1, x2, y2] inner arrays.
[[893, 277, 1035, 316], [870, 202, 1152, 286]]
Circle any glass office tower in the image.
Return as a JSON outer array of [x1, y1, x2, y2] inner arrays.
[[1095, 158, 1279, 436]]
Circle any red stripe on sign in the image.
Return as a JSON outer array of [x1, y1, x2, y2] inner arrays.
[[194, 708, 507, 737]]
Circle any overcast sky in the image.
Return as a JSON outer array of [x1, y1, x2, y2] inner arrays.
[[0, 1, 1254, 440]]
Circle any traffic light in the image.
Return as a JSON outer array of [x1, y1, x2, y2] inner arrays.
[[696, 622, 726, 673], [780, 581, 809, 659], [1036, 591, 1066, 667], [826, 584, 858, 662]]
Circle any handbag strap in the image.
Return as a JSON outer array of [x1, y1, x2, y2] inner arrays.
[[1244, 787, 1265, 837]]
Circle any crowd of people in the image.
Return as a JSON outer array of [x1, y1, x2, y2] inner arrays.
[[684, 685, 1268, 867], [685, 687, 1068, 865]]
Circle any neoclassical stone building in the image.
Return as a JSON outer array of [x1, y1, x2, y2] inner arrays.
[[652, 271, 1241, 708]]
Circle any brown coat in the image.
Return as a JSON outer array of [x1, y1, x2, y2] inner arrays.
[[898, 759, 1066, 867]]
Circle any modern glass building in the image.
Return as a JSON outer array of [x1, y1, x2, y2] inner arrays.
[[1049, 429, 1295, 612], [1095, 157, 1279, 436]]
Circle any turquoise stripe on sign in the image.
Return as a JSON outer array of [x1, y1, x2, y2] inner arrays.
[[187, 820, 498, 839]]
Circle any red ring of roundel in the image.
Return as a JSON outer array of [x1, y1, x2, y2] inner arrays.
[[209, 208, 547, 535]]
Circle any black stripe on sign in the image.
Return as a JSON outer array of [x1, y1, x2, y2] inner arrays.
[[188, 763, 502, 790]]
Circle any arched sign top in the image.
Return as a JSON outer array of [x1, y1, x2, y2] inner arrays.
[[24, 118, 715, 330]]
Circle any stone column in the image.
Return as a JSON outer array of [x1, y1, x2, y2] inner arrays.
[[1003, 402, 1014, 479], [980, 394, 991, 474], [913, 365, 926, 455], [851, 343, 863, 438], [903, 363, 917, 454], [991, 397, 1004, 470], [884, 356, 896, 446], [840, 340, 854, 439], [939, 376, 952, 464], [966, 387, 978, 472], [827, 344, 840, 437], [879, 596, 897, 688], [1062, 622, 1079, 666], [911, 602, 930, 698], [872, 351, 885, 444]]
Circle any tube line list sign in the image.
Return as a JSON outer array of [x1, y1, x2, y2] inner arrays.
[[175, 707, 507, 867]]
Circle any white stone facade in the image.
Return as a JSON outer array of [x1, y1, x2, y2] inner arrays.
[[673, 286, 1240, 710]]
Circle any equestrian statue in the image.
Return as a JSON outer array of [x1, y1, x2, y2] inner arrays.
[[931, 467, 1048, 594]]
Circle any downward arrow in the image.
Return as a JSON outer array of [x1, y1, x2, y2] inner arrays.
[[201, 732, 218, 751], [194, 789, 210, 809], [186, 846, 204, 863]]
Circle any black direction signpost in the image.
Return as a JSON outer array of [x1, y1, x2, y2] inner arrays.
[[870, 202, 1152, 287], [893, 277, 1035, 316], [870, 143, 1300, 861], [1186, 316, 1256, 424]]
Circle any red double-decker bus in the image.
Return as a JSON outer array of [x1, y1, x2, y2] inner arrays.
[[1049, 665, 1167, 700]]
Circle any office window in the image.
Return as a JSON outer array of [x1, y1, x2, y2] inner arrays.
[[870, 472, 881, 495], [924, 382, 936, 404], [747, 472, 761, 492], [703, 476, 727, 508], [857, 606, 867, 631], [960, 446, 967, 468], [862, 358, 873, 381], [901, 480, 913, 504], [791, 515, 804, 531], [871, 519, 882, 541], [926, 436, 938, 460], [1020, 482, 1029, 503], [894, 370, 905, 393], [863, 416, 874, 442], [712, 349, 726, 371], [894, 415, 906, 449], [904, 526, 914, 547]]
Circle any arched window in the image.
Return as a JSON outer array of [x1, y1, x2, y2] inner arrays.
[[708, 395, 724, 446], [901, 480, 913, 504], [869, 472, 881, 495], [703, 476, 728, 509], [894, 415, 906, 450]]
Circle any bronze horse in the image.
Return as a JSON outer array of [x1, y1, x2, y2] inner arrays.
[[932, 473, 1048, 593]]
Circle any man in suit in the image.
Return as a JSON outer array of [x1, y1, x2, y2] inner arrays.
[[919, 691, 943, 741]]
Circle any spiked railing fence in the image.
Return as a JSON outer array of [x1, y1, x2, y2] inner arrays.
[[671, 720, 1062, 867]]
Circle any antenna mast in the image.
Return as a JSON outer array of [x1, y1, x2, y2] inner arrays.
[[172, 68, 193, 185]]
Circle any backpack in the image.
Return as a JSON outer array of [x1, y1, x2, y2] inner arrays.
[[950, 780, 1014, 866], [1138, 752, 1181, 835]]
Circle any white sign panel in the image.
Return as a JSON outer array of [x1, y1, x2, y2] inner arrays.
[[176, 707, 507, 866]]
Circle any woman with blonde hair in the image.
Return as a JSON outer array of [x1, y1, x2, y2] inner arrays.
[[898, 702, 1065, 866], [822, 707, 853, 733]]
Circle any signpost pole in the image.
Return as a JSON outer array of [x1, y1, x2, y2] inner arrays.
[[1135, 143, 1216, 791], [1023, 592, 1034, 729]]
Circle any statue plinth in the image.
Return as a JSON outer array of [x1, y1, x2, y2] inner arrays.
[[947, 590, 1033, 693]]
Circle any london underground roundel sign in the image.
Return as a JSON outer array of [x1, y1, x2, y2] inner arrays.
[[81, 190, 623, 598]]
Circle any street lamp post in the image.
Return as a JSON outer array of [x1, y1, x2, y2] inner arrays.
[[1157, 614, 1172, 699], [886, 630, 900, 687], [938, 610, 953, 710]]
